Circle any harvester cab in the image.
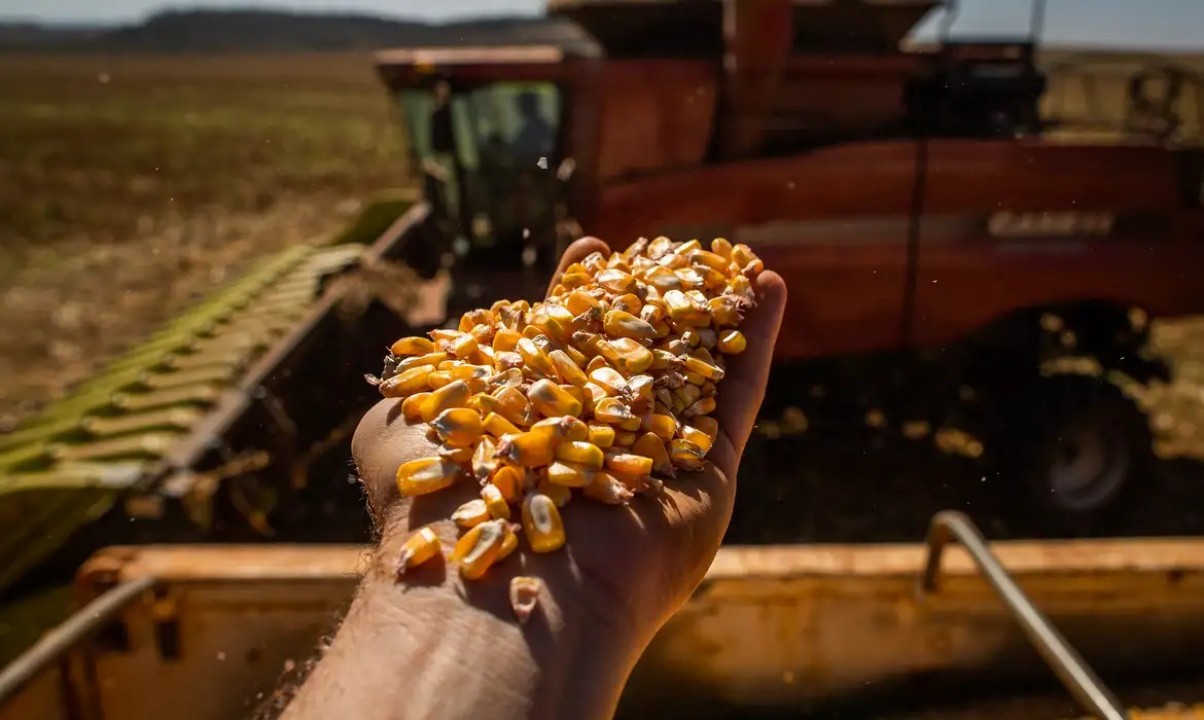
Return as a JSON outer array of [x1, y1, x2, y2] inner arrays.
[[379, 46, 584, 277]]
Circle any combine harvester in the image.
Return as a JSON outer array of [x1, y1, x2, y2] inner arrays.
[[3, 0, 1204, 717]]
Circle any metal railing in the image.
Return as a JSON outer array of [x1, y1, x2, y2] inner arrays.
[[919, 510, 1129, 720]]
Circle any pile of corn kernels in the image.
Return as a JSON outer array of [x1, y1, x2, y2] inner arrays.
[[378, 237, 762, 620]]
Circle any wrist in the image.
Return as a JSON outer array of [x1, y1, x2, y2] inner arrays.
[[365, 505, 642, 720]]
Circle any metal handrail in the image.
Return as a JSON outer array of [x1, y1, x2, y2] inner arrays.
[[0, 575, 157, 709], [919, 510, 1128, 720]]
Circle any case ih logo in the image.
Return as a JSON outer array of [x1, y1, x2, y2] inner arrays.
[[987, 211, 1117, 238]]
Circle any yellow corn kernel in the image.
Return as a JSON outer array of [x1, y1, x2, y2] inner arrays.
[[548, 349, 588, 386], [380, 365, 435, 398], [401, 392, 430, 424], [452, 499, 490, 528], [625, 375, 654, 407], [523, 494, 566, 553], [584, 471, 635, 505], [431, 408, 483, 448], [711, 237, 733, 258], [732, 242, 756, 267], [596, 268, 637, 294], [547, 460, 594, 487], [522, 324, 542, 340], [663, 290, 703, 324], [454, 519, 507, 580], [555, 440, 604, 470], [605, 453, 653, 477], [491, 465, 525, 503], [609, 338, 654, 374], [396, 351, 448, 373], [396, 527, 441, 577], [680, 425, 714, 453], [391, 336, 436, 357], [564, 289, 601, 315], [614, 430, 638, 447], [683, 370, 705, 385], [582, 381, 608, 412], [468, 392, 499, 416], [585, 355, 610, 375], [495, 386, 536, 427], [472, 436, 498, 481], [612, 293, 643, 315], [693, 415, 719, 440], [528, 379, 583, 418], [683, 355, 725, 381], [589, 366, 627, 395], [644, 265, 682, 291], [632, 432, 673, 475], [481, 483, 511, 519], [483, 411, 522, 440], [517, 337, 558, 378], [594, 397, 635, 425], [641, 413, 677, 440], [681, 329, 701, 348], [718, 330, 747, 355], [438, 443, 474, 464], [588, 423, 615, 448], [493, 327, 523, 352], [700, 381, 717, 397], [510, 576, 542, 624], [675, 383, 702, 408], [685, 397, 717, 417], [498, 525, 520, 561], [709, 295, 745, 327], [460, 308, 492, 332], [452, 334, 480, 361], [536, 478, 572, 507], [497, 431, 555, 467], [419, 379, 471, 422], [603, 310, 657, 340], [651, 349, 682, 371], [396, 457, 460, 496], [670, 438, 706, 469], [426, 369, 454, 389]]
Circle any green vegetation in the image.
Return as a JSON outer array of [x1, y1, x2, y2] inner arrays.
[[0, 53, 412, 426]]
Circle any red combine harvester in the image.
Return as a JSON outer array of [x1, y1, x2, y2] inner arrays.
[[377, 0, 1204, 531]]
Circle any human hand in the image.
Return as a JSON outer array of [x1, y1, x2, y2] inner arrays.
[[351, 237, 787, 654]]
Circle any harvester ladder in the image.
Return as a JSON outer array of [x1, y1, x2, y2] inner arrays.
[[920, 510, 1128, 720]]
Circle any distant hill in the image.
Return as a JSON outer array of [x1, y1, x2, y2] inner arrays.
[[0, 8, 594, 54]]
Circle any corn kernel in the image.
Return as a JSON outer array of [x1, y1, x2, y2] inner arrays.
[[498, 525, 520, 561], [547, 460, 594, 487], [396, 457, 460, 496], [588, 423, 616, 448], [452, 499, 490, 528], [491, 464, 525, 503], [632, 432, 673, 475], [680, 425, 714, 453], [380, 365, 435, 398], [684, 397, 717, 417], [510, 576, 542, 624], [391, 336, 436, 357], [555, 440, 604, 469], [454, 519, 507, 580], [420, 380, 472, 422], [481, 483, 511, 519], [548, 349, 588, 386], [426, 369, 454, 389], [614, 430, 638, 447], [396, 527, 441, 577], [605, 453, 653, 477], [670, 438, 706, 470], [594, 397, 635, 424], [584, 471, 635, 505], [497, 431, 556, 467], [401, 392, 430, 424], [523, 494, 566, 553], [528, 379, 583, 418], [718, 330, 747, 355], [589, 366, 627, 395], [495, 386, 536, 427], [439, 443, 474, 464], [431, 408, 483, 448], [604, 310, 657, 339], [517, 337, 558, 378]]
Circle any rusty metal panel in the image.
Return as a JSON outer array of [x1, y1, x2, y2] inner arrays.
[[9, 539, 1204, 720]]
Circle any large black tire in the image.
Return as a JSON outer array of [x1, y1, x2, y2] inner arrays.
[[992, 371, 1154, 537]]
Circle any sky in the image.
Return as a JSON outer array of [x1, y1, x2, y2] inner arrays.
[[2, 0, 1202, 51]]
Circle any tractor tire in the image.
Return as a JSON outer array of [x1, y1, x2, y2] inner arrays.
[[993, 371, 1154, 537]]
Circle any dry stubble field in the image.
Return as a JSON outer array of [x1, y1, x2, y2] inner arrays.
[[0, 53, 407, 428]]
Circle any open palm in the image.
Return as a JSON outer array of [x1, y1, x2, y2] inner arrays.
[[351, 238, 787, 649]]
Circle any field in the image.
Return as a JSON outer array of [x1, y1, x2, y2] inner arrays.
[[0, 53, 408, 428]]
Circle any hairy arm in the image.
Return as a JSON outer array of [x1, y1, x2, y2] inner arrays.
[[282, 506, 638, 720]]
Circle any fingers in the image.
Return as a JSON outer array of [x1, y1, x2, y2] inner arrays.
[[547, 236, 610, 297], [712, 270, 788, 460]]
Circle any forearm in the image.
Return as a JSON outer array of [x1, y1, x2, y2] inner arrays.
[[282, 511, 638, 720]]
